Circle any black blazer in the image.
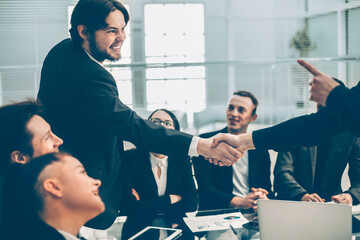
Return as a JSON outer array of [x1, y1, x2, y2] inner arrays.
[[274, 131, 360, 202], [2, 218, 65, 240], [38, 39, 193, 229], [193, 127, 273, 210], [253, 82, 360, 151], [121, 149, 198, 239]]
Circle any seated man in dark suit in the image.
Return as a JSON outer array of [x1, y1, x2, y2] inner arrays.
[[194, 91, 273, 211], [121, 109, 198, 239], [1, 152, 105, 240], [274, 104, 360, 204], [0, 100, 63, 232]]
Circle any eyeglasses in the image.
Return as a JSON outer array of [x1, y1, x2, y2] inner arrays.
[[149, 118, 174, 127]]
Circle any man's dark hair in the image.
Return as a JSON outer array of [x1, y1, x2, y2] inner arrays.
[[69, 0, 130, 47], [0, 100, 43, 170], [233, 90, 258, 115], [148, 109, 180, 131]]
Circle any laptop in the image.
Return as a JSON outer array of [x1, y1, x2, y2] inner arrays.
[[257, 199, 352, 240]]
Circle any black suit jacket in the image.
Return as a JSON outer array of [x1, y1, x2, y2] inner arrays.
[[2, 218, 65, 240], [38, 39, 193, 229], [193, 127, 273, 210], [121, 149, 198, 239], [274, 131, 360, 202], [253, 82, 360, 151]]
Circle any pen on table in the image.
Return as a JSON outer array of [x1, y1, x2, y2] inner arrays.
[[229, 224, 237, 235]]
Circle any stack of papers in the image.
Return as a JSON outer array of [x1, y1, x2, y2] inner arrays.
[[183, 212, 249, 232]]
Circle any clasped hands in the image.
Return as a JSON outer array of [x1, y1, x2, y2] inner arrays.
[[198, 132, 254, 166], [230, 188, 269, 211]]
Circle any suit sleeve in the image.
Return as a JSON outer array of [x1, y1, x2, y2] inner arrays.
[[326, 83, 360, 137], [255, 151, 274, 199], [166, 158, 198, 223], [253, 82, 360, 151], [193, 156, 234, 208], [274, 151, 307, 200], [346, 138, 360, 204], [75, 72, 192, 157]]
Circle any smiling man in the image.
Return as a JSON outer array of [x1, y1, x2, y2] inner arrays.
[[0, 100, 63, 168], [37, 0, 242, 230], [194, 90, 273, 211]]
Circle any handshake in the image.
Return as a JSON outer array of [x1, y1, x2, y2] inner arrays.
[[197, 132, 255, 166]]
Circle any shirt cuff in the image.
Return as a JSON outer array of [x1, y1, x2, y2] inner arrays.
[[188, 136, 200, 157]]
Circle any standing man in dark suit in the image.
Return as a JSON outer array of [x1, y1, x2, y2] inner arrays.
[[38, 0, 241, 229], [193, 91, 273, 211], [274, 120, 360, 204]]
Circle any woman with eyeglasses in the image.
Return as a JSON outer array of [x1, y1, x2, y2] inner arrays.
[[121, 109, 198, 240]]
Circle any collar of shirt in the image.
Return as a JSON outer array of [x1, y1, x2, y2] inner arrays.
[[83, 49, 104, 68], [150, 153, 168, 169], [57, 230, 80, 240]]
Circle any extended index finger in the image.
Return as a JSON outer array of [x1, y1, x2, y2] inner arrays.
[[297, 59, 322, 76]]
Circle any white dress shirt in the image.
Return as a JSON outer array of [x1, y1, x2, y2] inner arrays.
[[150, 153, 168, 196], [232, 151, 250, 198], [57, 230, 80, 240]]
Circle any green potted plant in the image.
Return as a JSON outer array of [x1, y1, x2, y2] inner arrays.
[[290, 28, 316, 57]]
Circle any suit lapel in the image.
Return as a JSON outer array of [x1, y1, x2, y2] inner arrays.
[[325, 134, 343, 166], [139, 152, 158, 196], [309, 146, 317, 186], [165, 156, 177, 194], [248, 150, 254, 187]]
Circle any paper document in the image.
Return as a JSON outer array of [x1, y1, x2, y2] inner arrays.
[[183, 212, 249, 232], [353, 204, 360, 215]]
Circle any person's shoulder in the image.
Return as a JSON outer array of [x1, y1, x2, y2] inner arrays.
[[124, 148, 148, 161], [199, 127, 226, 138], [47, 38, 73, 54], [249, 148, 270, 158]]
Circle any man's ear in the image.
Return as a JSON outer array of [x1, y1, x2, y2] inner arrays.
[[77, 25, 89, 40], [43, 178, 63, 198], [10, 151, 31, 164], [251, 113, 258, 122]]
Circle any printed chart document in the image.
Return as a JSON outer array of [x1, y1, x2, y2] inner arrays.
[[183, 212, 249, 232]]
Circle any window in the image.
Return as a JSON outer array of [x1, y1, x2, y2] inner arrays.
[[144, 4, 205, 112]]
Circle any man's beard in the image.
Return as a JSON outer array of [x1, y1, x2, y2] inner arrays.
[[88, 36, 121, 63]]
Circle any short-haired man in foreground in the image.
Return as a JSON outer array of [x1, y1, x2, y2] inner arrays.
[[0, 100, 63, 230], [1, 152, 104, 240], [194, 91, 272, 211]]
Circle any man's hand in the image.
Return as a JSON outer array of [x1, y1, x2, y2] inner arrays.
[[301, 193, 324, 202], [230, 188, 268, 210], [197, 138, 243, 166], [297, 59, 340, 106], [211, 132, 255, 153], [331, 193, 353, 205], [170, 194, 182, 204]]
